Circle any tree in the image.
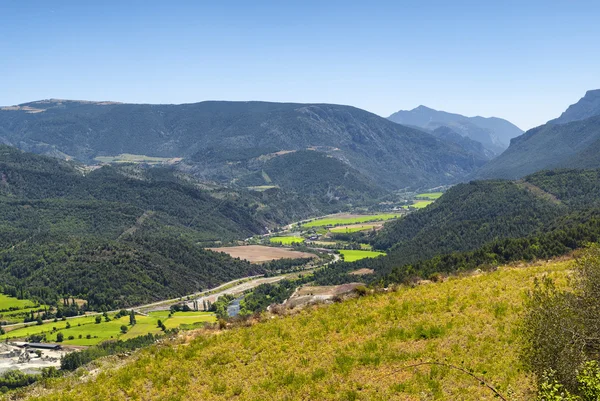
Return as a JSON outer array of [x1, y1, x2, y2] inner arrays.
[[120, 325, 128, 334], [129, 310, 136, 326], [95, 315, 101, 324], [56, 332, 64, 342]]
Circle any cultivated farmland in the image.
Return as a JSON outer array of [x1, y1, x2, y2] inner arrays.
[[302, 213, 401, 228], [339, 249, 386, 262], [208, 245, 317, 263], [269, 236, 305, 245]]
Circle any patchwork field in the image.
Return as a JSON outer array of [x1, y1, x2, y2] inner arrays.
[[339, 249, 386, 262], [269, 236, 305, 245], [208, 245, 316, 263], [302, 214, 401, 228], [0, 311, 217, 346], [26, 259, 572, 400]]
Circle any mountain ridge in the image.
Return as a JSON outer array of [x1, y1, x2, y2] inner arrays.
[[475, 90, 600, 179], [0, 99, 488, 190], [387, 105, 523, 155]]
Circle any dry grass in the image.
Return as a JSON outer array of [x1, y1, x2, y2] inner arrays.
[[19, 259, 573, 401]]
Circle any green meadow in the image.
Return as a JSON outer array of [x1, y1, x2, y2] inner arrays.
[[302, 214, 400, 228], [0, 311, 216, 346], [339, 249, 386, 262], [329, 225, 375, 233], [269, 236, 305, 245], [403, 200, 434, 209], [415, 192, 443, 199], [0, 294, 38, 311]]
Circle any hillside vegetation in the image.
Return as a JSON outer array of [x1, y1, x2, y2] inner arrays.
[[0, 99, 487, 189], [374, 169, 600, 263], [0, 145, 268, 309], [19, 259, 572, 400]]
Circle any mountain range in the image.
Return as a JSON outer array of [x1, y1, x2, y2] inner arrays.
[[387, 105, 524, 155], [476, 89, 600, 179], [0, 100, 488, 190]]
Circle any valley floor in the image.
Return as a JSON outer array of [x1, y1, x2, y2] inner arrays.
[[16, 258, 573, 400]]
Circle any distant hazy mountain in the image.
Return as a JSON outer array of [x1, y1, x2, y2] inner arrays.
[[387, 105, 523, 155], [476, 90, 600, 179], [0, 99, 488, 190], [550, 89, 600, 125]]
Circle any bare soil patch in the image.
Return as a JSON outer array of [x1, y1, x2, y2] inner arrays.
[[208, 245, 317, 263]]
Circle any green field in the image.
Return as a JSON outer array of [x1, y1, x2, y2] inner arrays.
[[339, 249, 386, 262], [0, 294, 38, 312], [302, 214, 400, 228], [0, 311, 217, 346], [94, 153, 174, 164], [403, 200, 434, 209], [269, 236, 305, 245], [329, 225, 374, 233], [416, 192, 443, 199]]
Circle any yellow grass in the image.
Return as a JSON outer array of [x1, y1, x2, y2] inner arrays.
[[22, 259, 572, 401]]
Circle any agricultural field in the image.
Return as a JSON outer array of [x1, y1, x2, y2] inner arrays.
[[209, 245, 316, 263], [269, 236, 305, 245], [94, 153, 176, 165], [302, 213, 401, 228], [26, 259, 572, 400], [415, 192, 443, 200], [329, 224, 376, 233], [339, 249, 386, 262], [0, 294, 37, 311], [0, 311, 217, 346], [403, 200, 434, 209]]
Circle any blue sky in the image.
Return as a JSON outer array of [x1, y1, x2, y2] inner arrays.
[[1, 1, 598, 130]]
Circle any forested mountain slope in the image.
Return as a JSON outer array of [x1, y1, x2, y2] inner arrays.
[[235, 150, 386, 203], [476, 90, 600, 179], [0, 145, 268, 309], [0, 99, 487, 189], [373, 169, 600, 265]]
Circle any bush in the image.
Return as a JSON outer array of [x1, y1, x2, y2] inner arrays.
[[56, 332, 64, 342], [523, 245, 600, 396]]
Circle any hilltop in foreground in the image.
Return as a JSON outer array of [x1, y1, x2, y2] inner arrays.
[[19, 259, 572, 400]]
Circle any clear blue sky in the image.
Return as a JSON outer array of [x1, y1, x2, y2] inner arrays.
[[1, 0, 599, 130]]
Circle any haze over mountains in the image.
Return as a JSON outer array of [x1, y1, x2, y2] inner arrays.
[[387, 105, 524, 156], [0, 99, 487, 190], [476, 89, 600, 179]]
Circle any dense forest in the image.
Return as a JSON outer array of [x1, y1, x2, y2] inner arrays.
[[235, 150, 386, 204], [0, 146, 272, 309]]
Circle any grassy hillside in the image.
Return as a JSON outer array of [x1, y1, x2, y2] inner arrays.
[[19, 259, 572, 400], [0, 99, 487, 189], [0, 145, 269, 309]]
